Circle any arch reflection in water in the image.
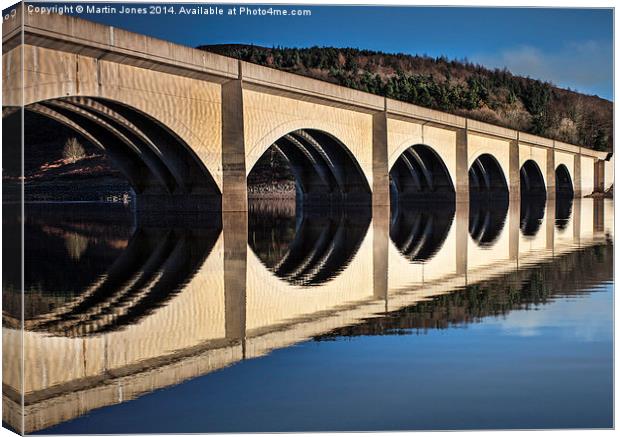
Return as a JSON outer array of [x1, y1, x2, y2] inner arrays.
[[469, 199, 509, 247], [248, 201, 371, 286], [6, 204, 222, 337], [555, 195, 574, 231], [520, 196, 547, 237], [3, 203, 135, 322], [389, 201, 455, 262]]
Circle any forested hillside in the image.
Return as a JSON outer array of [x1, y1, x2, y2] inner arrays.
[[199, 44, 612, 152]]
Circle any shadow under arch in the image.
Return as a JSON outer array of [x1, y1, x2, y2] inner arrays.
[[389, 144, 455, 203], [6, 97, 221, 211], [556, 164, 574, 198], [469, 154, 509, 201], [519, 160, 547, 237], [390, 202, 455, 262], [3, 204, 222, 337], [248, 202, 371, 286], [520, 160, 546, 198], [247, 129, 371, 207]]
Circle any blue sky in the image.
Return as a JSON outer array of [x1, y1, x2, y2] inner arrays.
[[30, 3, 614, 100]]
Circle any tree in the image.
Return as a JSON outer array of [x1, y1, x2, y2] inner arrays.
[[197, 45, 611, 152], [63, 137, 86, 163], [592, 128, 608, 151]]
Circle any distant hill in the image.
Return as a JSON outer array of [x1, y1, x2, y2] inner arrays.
[[198, 44, 613, 152]]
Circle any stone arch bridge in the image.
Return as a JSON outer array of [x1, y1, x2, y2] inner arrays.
[[2, 7, 613, 211]]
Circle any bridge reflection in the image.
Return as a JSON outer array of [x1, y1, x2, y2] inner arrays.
[[317, 240, 612, 338], [520, 196, 547, 237], [3, 204, 222, 337], [469, 199, 509, 247], [390, 202, 455, 262], [248, 202, 371, 286], [555, 196, 574, 231], [1, 198, 613, 433], [3, 203, 135, 322]]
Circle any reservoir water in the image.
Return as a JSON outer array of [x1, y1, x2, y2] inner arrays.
[[2, 198, 613, 432]]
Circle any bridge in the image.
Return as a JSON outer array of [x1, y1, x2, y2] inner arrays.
[[1, 6, 616, 433], [2, 6, 614, 212]]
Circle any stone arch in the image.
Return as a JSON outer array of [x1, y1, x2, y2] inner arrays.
[[520, 159, 547, 198], [247, 128, 372, 205], [12, 97, 221, 211], [389, 144, 455, 202], [8, 45, 225, 192], [469, 153, 509, 201], [555, 164, 574, 198], [247, 118, 372, 180]]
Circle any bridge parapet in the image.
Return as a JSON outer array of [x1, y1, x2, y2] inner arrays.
[[386, 98, 466, 128], [467, 119, 518, 140], [555, 140, 581, 154], [519, 131, 555, 148], [3, 3, 238, 82], [241, 60, 384, 112]]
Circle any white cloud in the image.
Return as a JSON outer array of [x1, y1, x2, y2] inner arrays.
[[482, 288, 612, 342]]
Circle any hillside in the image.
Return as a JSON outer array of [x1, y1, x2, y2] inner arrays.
[[199, 44, 613, 152]]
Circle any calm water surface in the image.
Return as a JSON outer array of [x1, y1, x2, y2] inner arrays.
[[1, 198, 613, 433]]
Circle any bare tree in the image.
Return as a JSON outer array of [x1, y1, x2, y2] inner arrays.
[[63, 137, 86, 163]]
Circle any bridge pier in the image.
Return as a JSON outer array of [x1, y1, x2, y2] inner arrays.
[[546, 147, 556, 200], [546, 197, 555, 250], [455, 201, 468, 279], [222, 77, 249, 212], [223, 211, 248, 353], [372, 108, 390, 207], [594, 159, 606, 193], [455, 126, 469, 203], [593, 199, 605, 234], [573, 197, 582, 242], [509, 139, 520, 202], [372, 203, 389, 305], [573, 154, 582, 198], [508, 199, 520, 262]]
